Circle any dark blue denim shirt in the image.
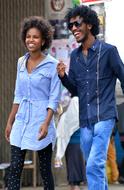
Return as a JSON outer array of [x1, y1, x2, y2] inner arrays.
[[60, 39, 124, 127]]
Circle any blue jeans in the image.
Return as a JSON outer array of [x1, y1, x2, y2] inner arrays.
[[80, 119, 115, 190]]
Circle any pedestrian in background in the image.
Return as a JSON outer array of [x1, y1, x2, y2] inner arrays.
[[107, 134, 119, 184], [55, 94, 86, 190], [57, 5, 124, 190], [5, 16, 61, 190]]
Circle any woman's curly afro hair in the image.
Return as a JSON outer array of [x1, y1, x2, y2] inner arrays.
[[21, 16, 53, 51]]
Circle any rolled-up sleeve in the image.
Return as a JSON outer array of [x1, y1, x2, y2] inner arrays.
[[13, 59, 23, 104], [47, 64, 61, 112]]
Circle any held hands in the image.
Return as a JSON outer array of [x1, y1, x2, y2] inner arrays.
[[57, 60, 66, 78], [5, 123, 12, 142], [38, 122, 48, 141]]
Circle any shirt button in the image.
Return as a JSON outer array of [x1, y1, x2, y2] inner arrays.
[[87, 92, 89, 95], [87, 104, 90, 106], [87, 69, 89, 72], [86, 81, 88, 84]]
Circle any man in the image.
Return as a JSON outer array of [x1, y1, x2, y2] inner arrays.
[[57, 5, 124, 190]]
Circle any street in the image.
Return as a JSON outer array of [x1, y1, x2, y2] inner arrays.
[[21, 184, 124, 190]]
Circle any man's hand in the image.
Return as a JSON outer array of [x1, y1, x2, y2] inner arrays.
[[38, 123, 48, 140], [5, 123, 12, 142], [57, 61, 66, 78]]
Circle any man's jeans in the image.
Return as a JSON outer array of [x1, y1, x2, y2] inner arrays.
[[80, 119, 115, 190]]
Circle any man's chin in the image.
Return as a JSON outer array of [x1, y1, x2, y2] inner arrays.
[[76, 37, 85, 43], [76, 38, 84, 43]]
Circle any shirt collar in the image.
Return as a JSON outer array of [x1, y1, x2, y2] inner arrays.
[[19, 53, 29, 71], [90, 39, 100, 51], [77, 38, 100, 53], [20, 53, 55, 71]]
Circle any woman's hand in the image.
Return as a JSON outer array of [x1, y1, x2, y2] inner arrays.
[[38, 123, 48, 140], [5, 123, 12, 142], [38, 108, 54, 140]]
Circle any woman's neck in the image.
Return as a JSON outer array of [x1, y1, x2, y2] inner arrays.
[[29, 51, 44, 61]]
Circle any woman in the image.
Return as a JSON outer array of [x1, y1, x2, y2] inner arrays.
[[5, 16, 61, 190]]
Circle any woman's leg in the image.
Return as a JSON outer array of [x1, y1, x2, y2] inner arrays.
[[7, 145, 26, 190], [38, 143, 54, 190]]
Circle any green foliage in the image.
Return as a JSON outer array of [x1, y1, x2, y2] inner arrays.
[[72, 0, 80, 7]]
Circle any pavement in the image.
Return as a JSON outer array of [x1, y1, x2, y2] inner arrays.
[[0, 184, 123, 189], [21, 184, 124, 190]]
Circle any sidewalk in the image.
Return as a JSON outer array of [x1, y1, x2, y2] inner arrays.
[[0, 184, 124, 190], [21, 184, 124, 190]]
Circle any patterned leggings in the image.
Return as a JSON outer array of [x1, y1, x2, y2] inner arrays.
[[7, 144, 54, 190]]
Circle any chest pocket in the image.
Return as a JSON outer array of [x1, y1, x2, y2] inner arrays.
[[38, 71, 51, 79], [32, 71, 51, 88]]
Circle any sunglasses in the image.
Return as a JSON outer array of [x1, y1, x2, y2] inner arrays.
[[68, 19, 84, 30]]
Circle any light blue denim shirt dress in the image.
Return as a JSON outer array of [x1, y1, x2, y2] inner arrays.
[[10, 53, 61, 151]]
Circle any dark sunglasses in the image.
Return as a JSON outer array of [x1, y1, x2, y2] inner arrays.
[[68, 19, 84, 30]]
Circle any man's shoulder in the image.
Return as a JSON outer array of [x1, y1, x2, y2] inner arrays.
[[101, 41, 116, 51]]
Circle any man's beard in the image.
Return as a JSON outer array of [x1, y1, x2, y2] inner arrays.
[[77, 32, 88, 44]]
